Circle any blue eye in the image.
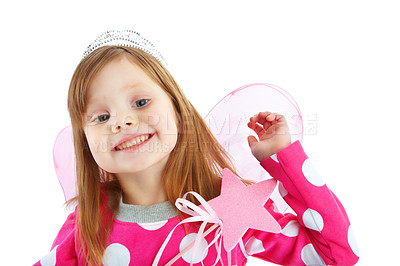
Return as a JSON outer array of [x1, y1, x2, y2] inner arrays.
[[95, 114, 110, 122], [134, 99, 149, 108]]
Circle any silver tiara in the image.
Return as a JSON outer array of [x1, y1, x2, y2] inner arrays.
[[82, 30, 167, 67]]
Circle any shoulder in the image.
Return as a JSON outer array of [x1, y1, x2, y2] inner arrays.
[[50, 207, 78, 250], [59, 206, 78, 232]]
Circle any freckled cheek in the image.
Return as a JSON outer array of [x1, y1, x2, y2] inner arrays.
[[142, 112, 166, 131], [141, 111, 178, 135], [161, 113, 178, 135], [86, 140, 113, 172], [85, 130, 110, 154], [143, 112, 160, 125]]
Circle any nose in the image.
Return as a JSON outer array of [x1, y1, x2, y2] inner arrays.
[[110, 114, 137, 133]]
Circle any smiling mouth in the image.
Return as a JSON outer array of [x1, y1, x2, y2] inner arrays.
[[114, 134, 154, 151]]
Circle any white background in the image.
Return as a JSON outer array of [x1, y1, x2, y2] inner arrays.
[[1, 1, 399, 265]]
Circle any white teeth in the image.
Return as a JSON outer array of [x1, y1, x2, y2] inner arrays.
[[116, 134, 150, 150]]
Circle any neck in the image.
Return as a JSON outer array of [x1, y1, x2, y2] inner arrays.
[[116, 164, 168, 206]]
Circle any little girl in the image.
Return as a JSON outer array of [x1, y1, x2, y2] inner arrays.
[[35, 30, 359, 266]]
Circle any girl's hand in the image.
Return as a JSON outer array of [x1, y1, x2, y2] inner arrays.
[[247, 112, 292, 162]]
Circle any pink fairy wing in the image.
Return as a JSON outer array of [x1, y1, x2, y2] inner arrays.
[[204, 83, 303, 213], [53, 125, 77, 202]]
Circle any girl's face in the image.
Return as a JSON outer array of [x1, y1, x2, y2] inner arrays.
[[83, 56, 179, 175]]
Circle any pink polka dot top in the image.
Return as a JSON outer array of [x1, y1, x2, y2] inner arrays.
[[34, 140, 360, 265]]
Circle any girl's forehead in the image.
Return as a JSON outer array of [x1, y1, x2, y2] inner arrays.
[[87, 58, 156, 98]]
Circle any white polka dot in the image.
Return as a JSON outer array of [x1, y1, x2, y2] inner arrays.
[[302, 159, 325, 186], [271, 154, 279, 163], [245, 236, 265, 255], [281, 220, 300, 237], [348, 225, 360, 257], [301, 244, 326, 265], [103, 243, 130, 266], [302, 208, 324, 232], [278, 182, 288, 197], [40, 245, 58, 266], [137, 220, 168, 230], [179, 233, 208, 263]]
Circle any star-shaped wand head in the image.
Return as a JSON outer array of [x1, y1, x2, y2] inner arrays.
[[202, 168, 281, 251]]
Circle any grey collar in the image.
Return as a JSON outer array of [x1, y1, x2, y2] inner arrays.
[[115, 196, 178, 223]]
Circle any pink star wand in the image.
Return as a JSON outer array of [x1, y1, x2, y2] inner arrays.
[[152, 168, 281, 266]]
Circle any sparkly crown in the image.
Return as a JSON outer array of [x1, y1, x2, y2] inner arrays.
[[82, 30, 167, 67]]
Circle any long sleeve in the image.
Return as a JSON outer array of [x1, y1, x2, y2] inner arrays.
[[33, 209, 79, 266], [241, 140, 359, 265]]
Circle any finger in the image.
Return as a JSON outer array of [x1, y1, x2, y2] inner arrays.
[[250, 113, 274, 133], [265, 113, 287, 124], [254, 112, 284, 128], [249, 115, 261, 130], [271, 113, 287, 123], [254, 111, 272, 123], [266, 113, 275, 121], [247, 135, 258, 149], [249, 112, 269, 123], [248, 121, 265, 139], [249, 112, 270, 129]]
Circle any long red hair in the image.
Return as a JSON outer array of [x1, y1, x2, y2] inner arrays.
[[66, 46, 253, 265]]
